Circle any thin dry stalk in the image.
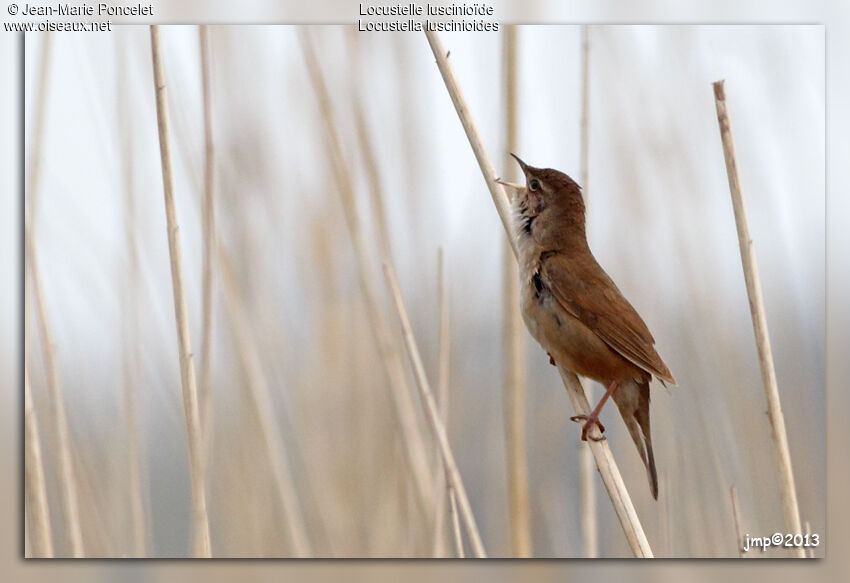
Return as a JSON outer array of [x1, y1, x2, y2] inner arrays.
[[117, 34, 147, 558], [348, 33, 393, 263], [431, 249, 451, 557], [24, 364, 54, 558], [713, 80, 804, 557], [729, 485, 745, 558], [578, 24, 598, 559], [804, 520, 814, 558], [25, 32, 85, 558], [354, 103, 393, 261], [383, 262, 487, 558], [425, 29, 653, 557], [448, 490, 464, 558], [430, 457, 449, 556], [216, 246, 312, 557], [198, 25, 217, 446], [149, 25, 211, 557], [25, 242, 84, 558], [501, 24, 533, 559], [348, 39, 444, 548], [430, 444, 449, 556], [299, 29, 436, 521], [437, 249, 451, 422], [579, 26, 591, 200], [579, 432, 597, 556], [659, 474, 672, 556]]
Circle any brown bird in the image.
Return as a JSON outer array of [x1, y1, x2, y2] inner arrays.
[[499, 154, 675, 499]]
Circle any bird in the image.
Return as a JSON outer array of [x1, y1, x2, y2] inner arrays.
[[498, 154, 675, 500]]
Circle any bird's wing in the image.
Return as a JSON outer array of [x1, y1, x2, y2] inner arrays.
[[540, 253, 676, 385]]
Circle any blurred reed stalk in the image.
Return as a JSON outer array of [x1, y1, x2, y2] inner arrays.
[[348, 32, 394, 263], [299, 29, 437, 526], [149, 25, 211, 557], [431, 249, 451, 557], [729, 485, 745, 558], [804, 520, 814, 558], [383, 263, 487, 558], [430, 249, 465, 558], [577, 24, 599, 559], [712, 80, 805, 558], [216, 246, 313, 557], [25, 32, 85, 558], [501, 24, 533, 558], [449, 490, 464, 557], [198, 24, 217, 449], [425, 28, 654, 558], [117, 33, 147, 558], [24, 364, 54, 557]]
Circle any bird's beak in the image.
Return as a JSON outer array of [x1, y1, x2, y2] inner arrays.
[[509, 152, 529, 172], [500, 154, 532, 200]]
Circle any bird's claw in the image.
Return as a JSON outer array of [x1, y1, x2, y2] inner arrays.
[[570, 414, 606, 441], [548, 353, 556, 366]]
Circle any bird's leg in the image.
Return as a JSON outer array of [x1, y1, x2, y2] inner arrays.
[[570, 380, 619, 442]]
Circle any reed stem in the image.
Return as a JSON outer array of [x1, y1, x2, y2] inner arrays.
[[117, 33, 148, 558], [25, 32, 85, 558], [198, 24, 217, 449], [383, 262, 488, 558], [713, 80, 804, 558], [501, 24, 533, 558], [149, 25, 211, 557], [216, 246, 313, 557], [300, 29, 436, 524], [425, 28, 653, 557], [24, 364, 54, 557], [729, 485, 745, 558], [578, 24, 599, 559]]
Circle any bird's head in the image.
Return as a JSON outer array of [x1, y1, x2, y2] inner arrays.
[[498, 154, 585, 227]]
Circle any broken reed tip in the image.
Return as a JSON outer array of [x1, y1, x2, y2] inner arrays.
[[713, 79, 726, 101]]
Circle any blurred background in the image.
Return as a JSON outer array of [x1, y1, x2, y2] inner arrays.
[[19, 24, 823, 558]]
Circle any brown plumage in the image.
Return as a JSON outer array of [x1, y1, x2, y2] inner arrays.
[[502, 154, 675, 500]]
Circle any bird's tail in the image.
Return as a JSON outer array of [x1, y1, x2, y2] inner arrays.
[[620, 381, 658, 500]]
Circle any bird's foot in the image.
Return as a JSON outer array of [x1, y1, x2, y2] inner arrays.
[[570, 414, 606, 442], [548, 353, 556, 366]]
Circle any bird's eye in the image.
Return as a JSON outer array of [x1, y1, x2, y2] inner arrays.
[[529, 178, 541, 192]]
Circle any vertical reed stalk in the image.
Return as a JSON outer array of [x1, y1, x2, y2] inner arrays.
[[348, 40, 441, 545], [804, 520, 814, 558], [25, 32, 85, 558], [300, 29, 436, 523], [431, 249, 451, 557], [24, 364, 54, 557], [713, 80, 805, 557], [25, 239, 84, 558], [449, 490, 464, 558], [729, 485, 745, 558], [383, 262, 487, 558], [216, 246, 312, 557], [425, 28, 653, 557], [501, 24, 532, 558], [436, 248, 451, 428], [198, 25, 217, 445], [149, 25, 211, 557], [117, 34, 147, 558], [578, 24, 598, 559], [348, 32, 394, 264]]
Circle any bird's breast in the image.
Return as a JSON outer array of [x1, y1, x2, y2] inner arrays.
[[515, 240, 646, 385]]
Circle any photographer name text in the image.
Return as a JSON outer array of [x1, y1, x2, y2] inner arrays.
[[18, 2, 152, 16]]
